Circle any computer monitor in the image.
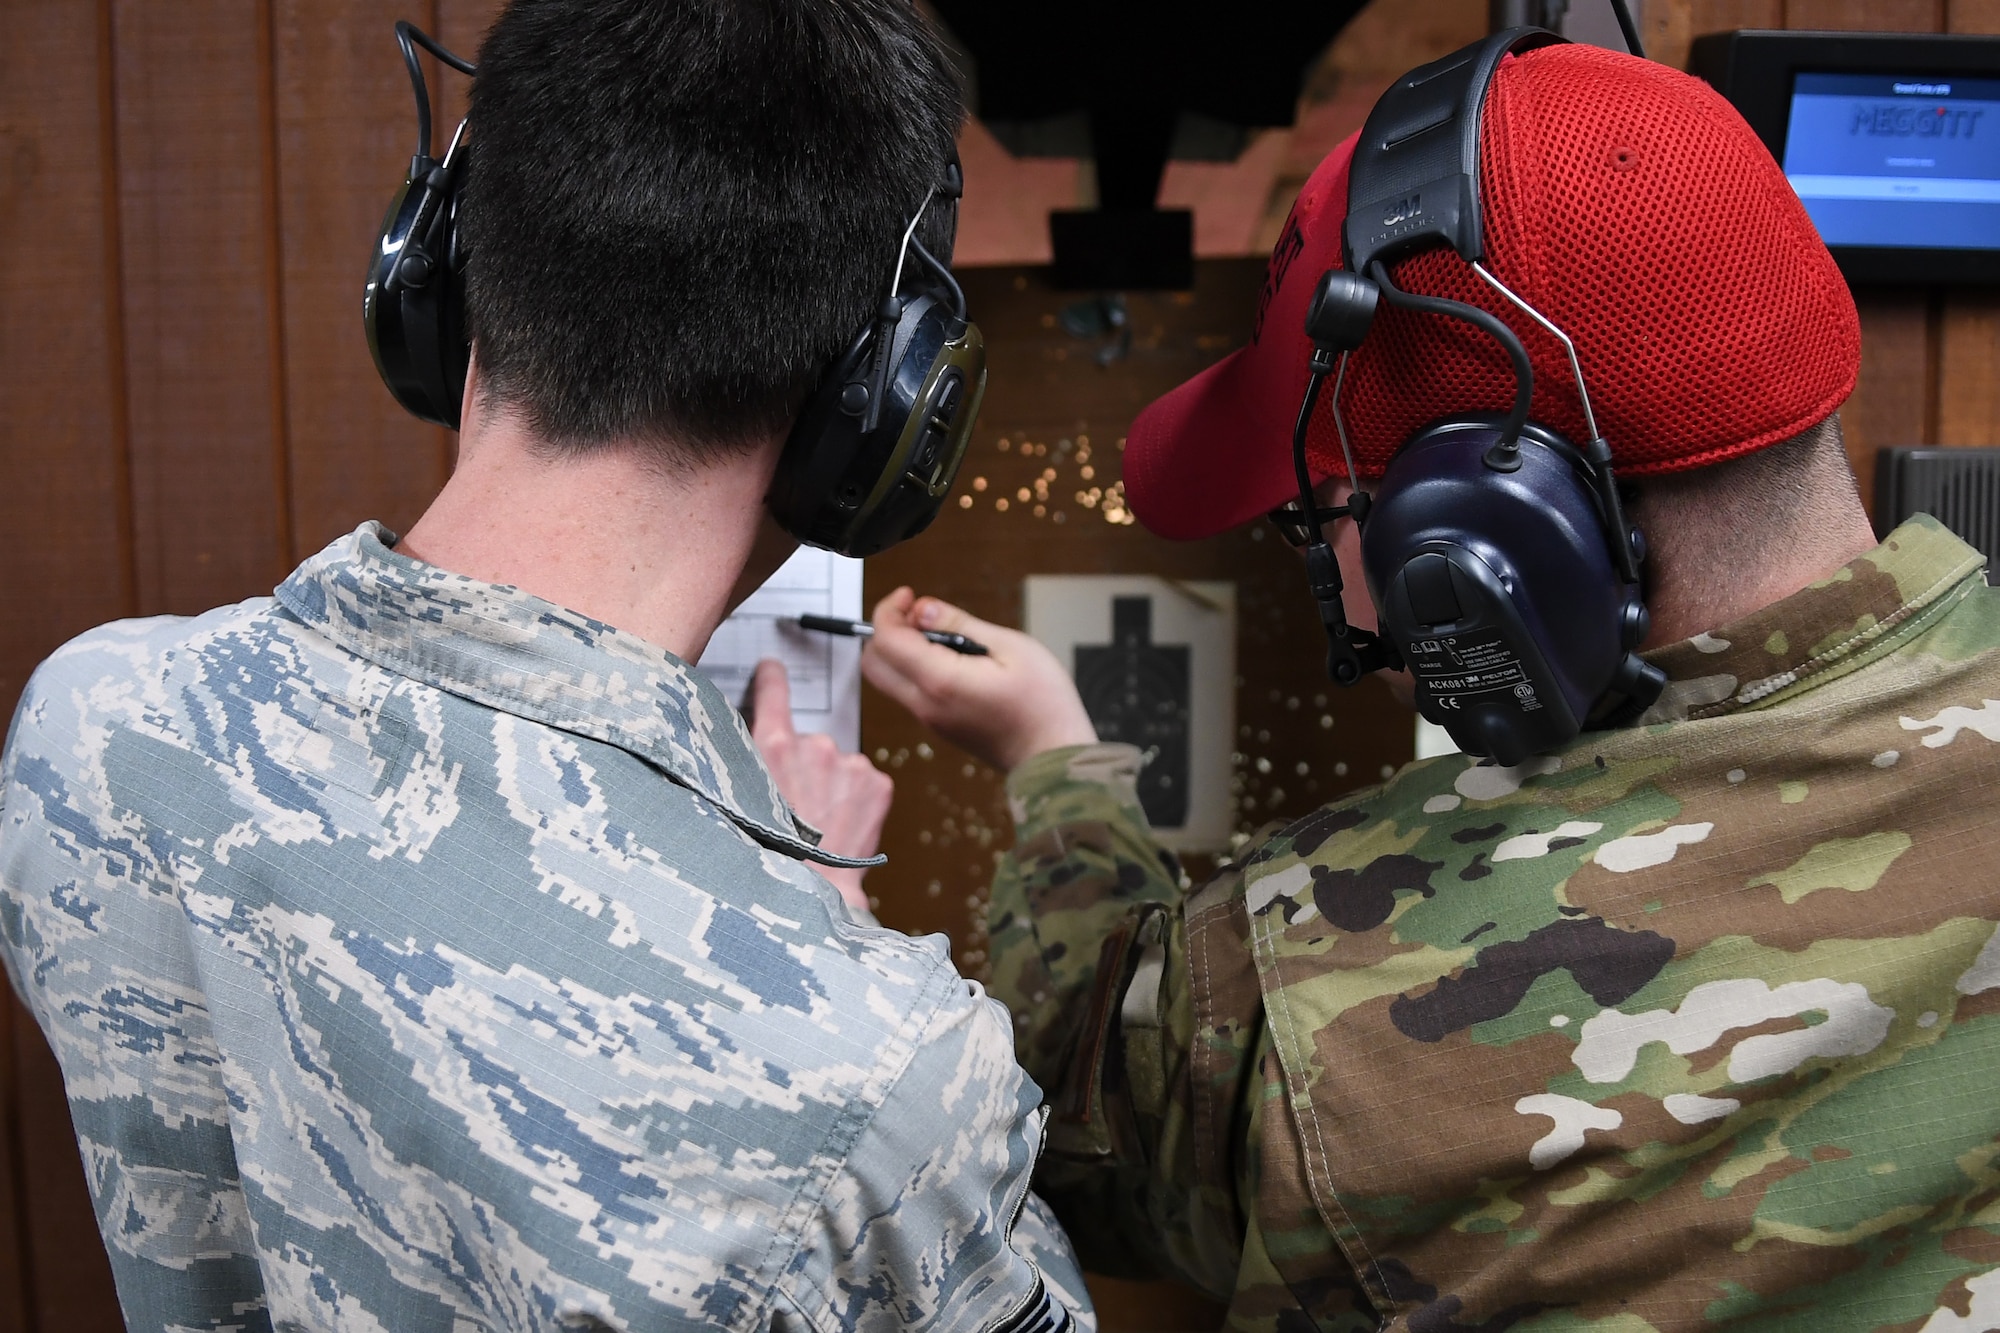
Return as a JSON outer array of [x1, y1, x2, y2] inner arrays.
[[1692, 31, 2000, 285]]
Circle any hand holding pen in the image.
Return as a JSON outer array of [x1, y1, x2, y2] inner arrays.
[[798, 613, 989, 656], [853, 587, 1099, 772]]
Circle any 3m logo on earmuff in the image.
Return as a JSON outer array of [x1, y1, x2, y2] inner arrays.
[[1382, 193, 1423, 226]]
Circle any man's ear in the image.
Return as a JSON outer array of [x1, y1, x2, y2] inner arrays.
[[456, 345, 482, 438]]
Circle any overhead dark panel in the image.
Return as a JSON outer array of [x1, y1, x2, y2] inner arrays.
[[937, 0, 1366, 127], [933, 0, 1368, 288]]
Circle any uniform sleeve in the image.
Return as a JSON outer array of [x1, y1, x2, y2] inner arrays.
[[988, 744, 1184, 1091], [782, 966, 1094, 1333], [986, 743, 1254, 1292], [0, 659, 270, 1333]]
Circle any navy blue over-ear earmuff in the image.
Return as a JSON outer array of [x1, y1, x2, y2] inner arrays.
[[1287, 25, 1666, 766], [364, 22, 984, 560]]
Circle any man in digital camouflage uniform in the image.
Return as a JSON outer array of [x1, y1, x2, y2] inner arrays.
[[0, 2, 1089, 1330], [862, 42, 2000, 1333]]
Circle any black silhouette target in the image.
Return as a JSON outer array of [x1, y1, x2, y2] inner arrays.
[[1073, 596, 1191, 827]]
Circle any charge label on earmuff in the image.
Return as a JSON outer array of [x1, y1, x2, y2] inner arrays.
[[1406, 631, 1542, 713]]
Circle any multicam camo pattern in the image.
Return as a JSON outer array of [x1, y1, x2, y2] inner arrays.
[[0, 521, 1088, 1333], [992, 515, 2000, 1332]]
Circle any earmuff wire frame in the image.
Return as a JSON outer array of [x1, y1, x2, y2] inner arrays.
[[382, 117, 469, 297], [905, 234, 966, 322], [861, 184, 954, 434], [1292, 350, 1335, 538], [1270, 348, 1373, 545], [886, 187, 942, 309], [1329, 349, 1367, 510], [1365, 259, 1534, 461], [394, 21, 477, 171], [1467, 259, 1645, 585], [1290, 349, 1397, 685], [1468, 260, 1597, 442]]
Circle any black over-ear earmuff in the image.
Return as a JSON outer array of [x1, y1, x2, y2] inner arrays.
[[767, 163, 987, 558], [365, 22, 476, 430], [363, 22, 985, 560], [1286, 26, 1666, 766]]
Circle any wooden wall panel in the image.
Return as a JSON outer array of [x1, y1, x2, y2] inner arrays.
[[1702, 0, 1784, 25], [275, 0, 451, 559], [1950, 0, 2000, 29], [1942, 0, 2000, 452], [0, 0, 132, 1327], [1940, 299, 2000, 446], [112, 0, 290, 616], [1782, 0, 1944, 30], [1648, 0, 1781, 73], [1844, 294, 1935, 512], [0, 0, 134, 724]]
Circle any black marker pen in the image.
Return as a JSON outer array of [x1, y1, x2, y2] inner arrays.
[[797, 614, 989, 656]]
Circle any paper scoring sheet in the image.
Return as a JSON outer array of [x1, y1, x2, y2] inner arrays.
[[695, 547, 864, 752]]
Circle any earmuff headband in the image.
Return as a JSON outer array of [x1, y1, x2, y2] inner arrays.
[[1343, 28, 1565, 276]]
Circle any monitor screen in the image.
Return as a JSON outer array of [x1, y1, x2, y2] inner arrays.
[[1782, 72, 2000, 252]]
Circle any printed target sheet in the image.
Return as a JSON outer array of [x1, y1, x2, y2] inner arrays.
[[694, 548, 864, 752]]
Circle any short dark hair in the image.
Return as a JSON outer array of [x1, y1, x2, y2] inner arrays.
[[461, 0, 963, 455]]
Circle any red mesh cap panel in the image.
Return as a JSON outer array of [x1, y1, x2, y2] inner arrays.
[[1127, 44, 1861, 542]]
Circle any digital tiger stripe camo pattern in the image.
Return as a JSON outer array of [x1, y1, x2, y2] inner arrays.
[[991, 516, 2000, 1332], [0, 522, 1088, 1333]]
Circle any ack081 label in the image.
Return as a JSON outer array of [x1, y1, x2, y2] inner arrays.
[[1406, 628, 1542, 712]]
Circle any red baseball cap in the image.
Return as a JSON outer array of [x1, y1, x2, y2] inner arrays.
[[1124, 42, 1860, 541]]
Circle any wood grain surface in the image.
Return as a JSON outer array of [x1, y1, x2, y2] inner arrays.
[[0, 0, 133, 1324], [275, 0, 452, 558], [111, 0, 292, 617], [1846, 293, 1936, 513]]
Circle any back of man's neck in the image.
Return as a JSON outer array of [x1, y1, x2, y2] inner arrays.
[[398, 405, 783, 663], [1640, 503, 1880, 649]]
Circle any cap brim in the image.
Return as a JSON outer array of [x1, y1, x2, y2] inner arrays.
[[1123, 345, 1316, 541], [1122, 133, 1358, 541]]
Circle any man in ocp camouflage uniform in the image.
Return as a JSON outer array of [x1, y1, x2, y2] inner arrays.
[[861, 43, 2000, 1333], [0, 2, 1090, 1330]]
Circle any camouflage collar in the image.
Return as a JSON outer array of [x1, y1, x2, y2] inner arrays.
[[274, 522, 859, 866], [1639, 514, 1986, 724]]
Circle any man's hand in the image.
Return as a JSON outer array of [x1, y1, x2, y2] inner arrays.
[[749, 660, 892, 910], [862, 587, 1097, 773]]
